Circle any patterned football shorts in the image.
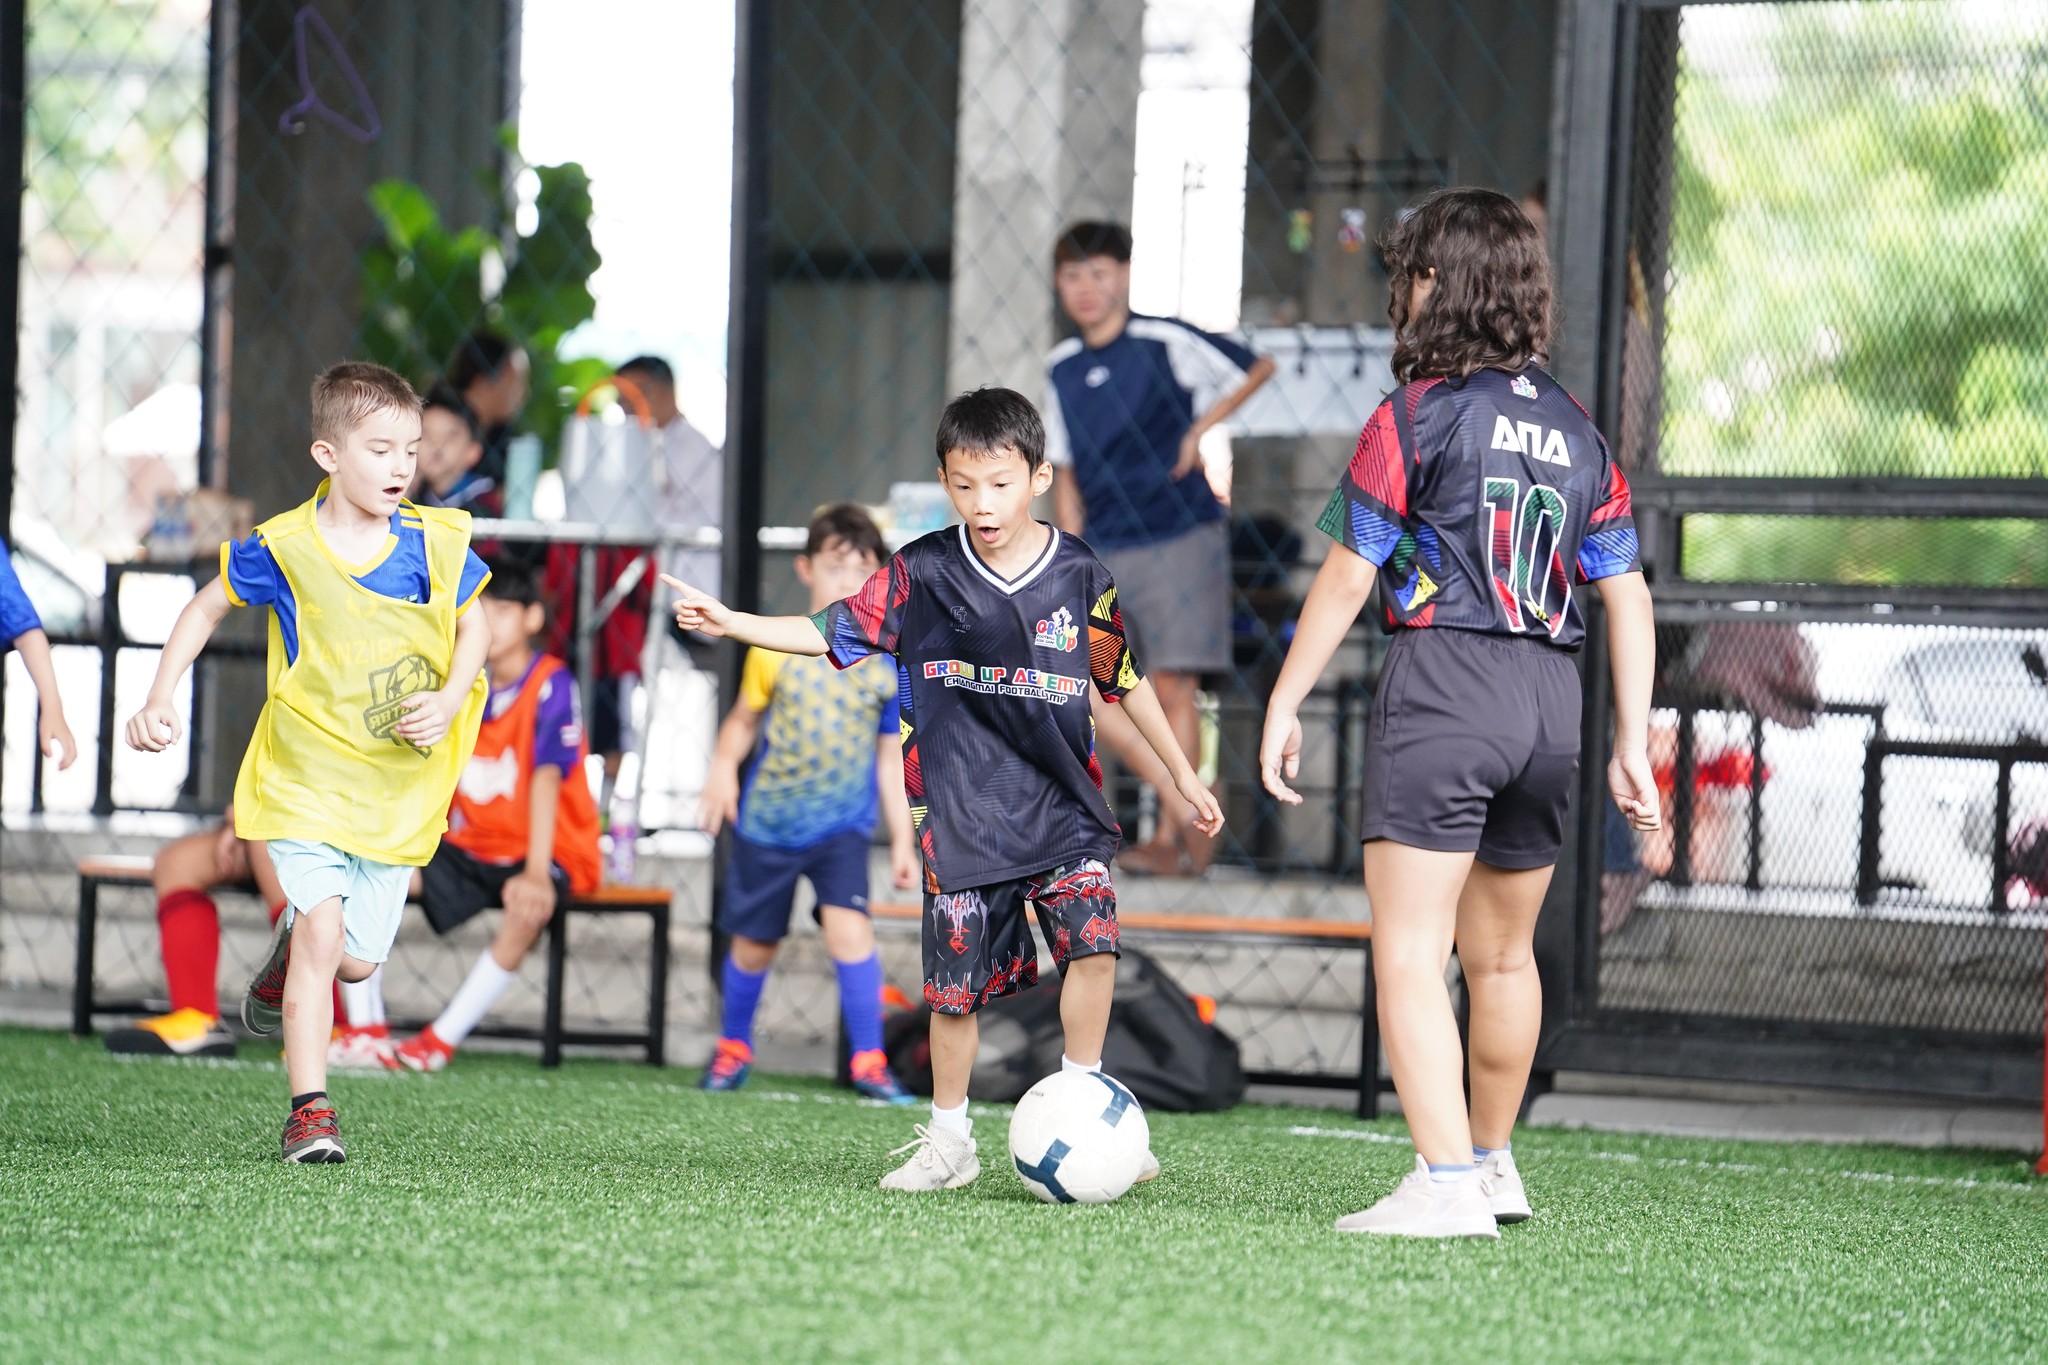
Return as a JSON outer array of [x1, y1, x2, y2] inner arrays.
[[921, 859, 1120, 1017]]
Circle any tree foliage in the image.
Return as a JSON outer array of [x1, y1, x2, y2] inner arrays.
[[357, 135, 609, 460], [1660, 2, 2048, 584]]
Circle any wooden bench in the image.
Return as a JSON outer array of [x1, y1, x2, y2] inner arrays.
[[864, 900, 1382, 1118], [72, 855, 672, 1068]]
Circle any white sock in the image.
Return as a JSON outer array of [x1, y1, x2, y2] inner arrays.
[[340, 969, 386, 1028], [1427, 1162, 1477, 1187], [929, 1099, 971, 1137], [433, 952, 517, 1046], [1061, 1054, 1101, 1074]]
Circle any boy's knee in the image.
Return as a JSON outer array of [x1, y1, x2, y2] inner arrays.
[[1065, 953, 1115, 982], [336, 957, 378, 983]]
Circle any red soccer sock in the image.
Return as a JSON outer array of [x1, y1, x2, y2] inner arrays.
[[156, 889, 221, 1018]]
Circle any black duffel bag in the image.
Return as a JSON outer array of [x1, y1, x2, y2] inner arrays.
[[878, 947, 1245, 1113]]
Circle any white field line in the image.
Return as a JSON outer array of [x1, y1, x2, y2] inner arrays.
[[1283, 1125, 2046, 1194]]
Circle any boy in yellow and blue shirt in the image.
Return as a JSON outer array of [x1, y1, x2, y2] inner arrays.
[[696, 504, 918, 1102], [128, 361, 490, 1163]]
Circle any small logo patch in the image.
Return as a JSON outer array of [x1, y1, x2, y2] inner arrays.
[[1511, 374, 1538, 400], [1085, 365, 1112, 388], [1033, 606, 1079, 652]]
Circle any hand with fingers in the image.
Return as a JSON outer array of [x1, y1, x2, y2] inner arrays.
[[125, 698, 184, 753], [394, 688, 463, 748], [40, 708, 78, 771], [1177, 770, 1225, 837], [1259, 707, 1305, 806], [697, 765, 740, 836], [660, 574, 735, 638], [1609, 747, 1662, 832]]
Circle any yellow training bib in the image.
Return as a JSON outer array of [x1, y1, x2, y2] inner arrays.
[[232, 484, 487, 865]]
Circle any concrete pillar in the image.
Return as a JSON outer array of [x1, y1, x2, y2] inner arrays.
[[947, 0, 1145, 397]]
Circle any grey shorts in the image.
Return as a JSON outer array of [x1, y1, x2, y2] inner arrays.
[[1100, 519, 1230, 675], [1360, 628, 1582, 870]]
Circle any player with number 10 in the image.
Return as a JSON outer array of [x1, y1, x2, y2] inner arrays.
[[1260, 188, 1661, 1239]]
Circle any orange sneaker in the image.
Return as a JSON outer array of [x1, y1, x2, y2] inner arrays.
[[104, 1007, 235, 1058], [393, 1026, 455, 1074], [850, 1048, 915, 1105], [699, 1038, 752, 1091]]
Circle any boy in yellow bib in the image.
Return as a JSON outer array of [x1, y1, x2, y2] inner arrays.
[[127, 362, 491, 1163]]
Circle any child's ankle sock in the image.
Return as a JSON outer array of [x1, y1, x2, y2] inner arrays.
[[1473, 1143, 1510, 1161], [433, 953, 518, 1047], [1427, 1162, 1477, 1187], [1061, 1054, 1101, 1075], [290, 1090, 327, 1113], [833, 953, 885, 1056], [719, 957, 768, 1048], [929, 1099, 971, 1137]]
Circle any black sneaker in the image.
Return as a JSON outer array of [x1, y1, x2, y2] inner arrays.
[[241, 911, 293, 1036], [281, 1103, 345, 1163]]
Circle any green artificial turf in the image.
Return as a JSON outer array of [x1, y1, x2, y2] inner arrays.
[[2, 1026, 2044, 1364]]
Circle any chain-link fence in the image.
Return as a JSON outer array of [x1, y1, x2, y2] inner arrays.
[[1557, 0, 2048, 1098], [6, 0, 2043, 1098]]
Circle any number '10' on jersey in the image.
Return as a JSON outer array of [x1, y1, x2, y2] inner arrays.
[[1316, 366, 1641, 651]]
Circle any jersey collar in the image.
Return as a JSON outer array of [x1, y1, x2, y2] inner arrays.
[[956, 522, 1061, 596]]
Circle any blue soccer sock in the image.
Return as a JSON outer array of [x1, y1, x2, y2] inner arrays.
[[834, 953, 885, 1057], [719, 957, 769, 1048]]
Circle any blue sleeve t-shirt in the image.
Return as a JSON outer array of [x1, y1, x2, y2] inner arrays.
[[1043, 314, 1260, 550], [0, 537, 45, 646], [222, 503, 490, 664]]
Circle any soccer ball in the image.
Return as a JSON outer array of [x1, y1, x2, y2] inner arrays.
[[1007, 1069, 1150, 1204]]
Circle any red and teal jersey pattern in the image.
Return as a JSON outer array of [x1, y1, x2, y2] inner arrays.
[[811, 525, 1140, 891], [1317, 365, 1639, 650]]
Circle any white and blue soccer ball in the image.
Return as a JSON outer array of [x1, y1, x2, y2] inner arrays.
[[1007, 1069, 1150, 1204]]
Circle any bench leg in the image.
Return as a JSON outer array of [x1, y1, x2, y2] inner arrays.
[[542, 910, 567, 1069], [645, 903, 669, 1067], [1356, 942, 1379, 1121], [73, 877, 100, 1037]]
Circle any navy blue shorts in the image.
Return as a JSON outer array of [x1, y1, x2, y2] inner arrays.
[[718, 828, 873, 943]]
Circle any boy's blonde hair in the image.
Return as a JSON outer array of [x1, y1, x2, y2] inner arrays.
[[311, 361, 422, 445]]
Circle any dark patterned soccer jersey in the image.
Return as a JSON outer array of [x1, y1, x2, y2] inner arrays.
[[1318, 366, 1640, 650], [811, 524, 1140, 891]]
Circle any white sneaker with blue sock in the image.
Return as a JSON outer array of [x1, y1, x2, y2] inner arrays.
[[1334, 1155, 1499, 1238], [1476, 1146, 1530, 1223]]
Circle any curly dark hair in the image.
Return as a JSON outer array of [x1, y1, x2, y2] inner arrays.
[[1380, 188, 1551, 384]]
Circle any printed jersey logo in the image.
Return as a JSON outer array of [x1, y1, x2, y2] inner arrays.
[[1511, 374, 1538, 400], [1490, 414, 1572, 467], [458, 749, 520, 806], [1085, 365, 1112, 388], [1401, 568, 1440, 613], [1033, 606, 1079, 652], [364, 653, 445, 754], [1079, 913, 1119, 951]]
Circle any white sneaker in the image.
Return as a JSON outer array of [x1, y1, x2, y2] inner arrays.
[[879, 1122, 980, 1191], [1136, 1149, 1160, 1183], [1333, 1156, 1500, 1239], [327, 1029, 398, 1071], [1478, 1149, 1531, 1224]]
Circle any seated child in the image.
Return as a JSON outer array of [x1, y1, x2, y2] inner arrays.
[[393, 556, 602, 1071], [411, 382, 502, 517], [696, 504, 918, 1103], [98, 808, 384, 1064], [1, 533, 77, 777]]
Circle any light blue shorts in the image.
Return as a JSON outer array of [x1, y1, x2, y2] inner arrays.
[[268, 839, 414, 964]]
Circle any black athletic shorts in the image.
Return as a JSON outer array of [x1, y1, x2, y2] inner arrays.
[[922, 859, 1119, 1017], [418, 843, 574, 935], [588, 676, 629, 756], [1360, 627, 1581, 870]]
